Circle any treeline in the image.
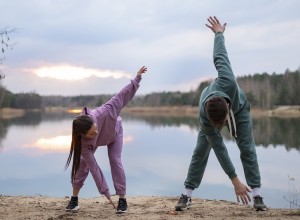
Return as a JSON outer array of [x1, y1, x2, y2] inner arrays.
[[238, 68, 300, 109], [0, 89, 42, 109], [134, 68, 300, 109], [0, 68, 299, 110]]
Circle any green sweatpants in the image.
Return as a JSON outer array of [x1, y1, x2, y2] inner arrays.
[[184, 101, 261, 189]]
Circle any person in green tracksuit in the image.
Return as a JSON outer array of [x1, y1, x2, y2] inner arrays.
[[175, 16, 267, 211]]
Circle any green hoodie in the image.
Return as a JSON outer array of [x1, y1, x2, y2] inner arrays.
[[200, 32, 244, 179], [184, 32, 261, 189]]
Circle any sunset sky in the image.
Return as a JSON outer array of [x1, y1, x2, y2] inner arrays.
[[1, 0, 299, 96]]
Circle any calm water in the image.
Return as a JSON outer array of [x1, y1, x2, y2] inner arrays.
[[0, 111, 299, 209]]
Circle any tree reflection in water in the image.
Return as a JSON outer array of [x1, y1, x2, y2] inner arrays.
[[0, 111, 300, 152], [121, 113, 300, 152]]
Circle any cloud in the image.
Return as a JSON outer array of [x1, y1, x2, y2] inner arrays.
[[23, 135, 71, 153], [124, 135, 134, 144], [22, 134, 134, 154], [29, 64, 131, 80], [1, 0, 300, 95]]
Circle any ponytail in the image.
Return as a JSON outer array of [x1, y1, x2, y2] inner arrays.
[[65, 115, 94, 182]]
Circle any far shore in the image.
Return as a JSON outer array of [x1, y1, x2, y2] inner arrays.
[[0, 108, 25, 119], [123, 105, 300, 118], [1, 105, 300, 119]]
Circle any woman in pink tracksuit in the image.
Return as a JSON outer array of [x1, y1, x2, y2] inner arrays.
[[65, 66, 147, 214]]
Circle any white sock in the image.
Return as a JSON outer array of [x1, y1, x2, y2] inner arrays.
[[252, 187, 261, 197], [184, 188, 193, 198]]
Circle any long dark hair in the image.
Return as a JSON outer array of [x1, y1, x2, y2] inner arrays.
[[205, 96, 228, 129], [65, 115, 94, 182]]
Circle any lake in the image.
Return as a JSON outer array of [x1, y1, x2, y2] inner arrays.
[[0, 111, 299, 209]]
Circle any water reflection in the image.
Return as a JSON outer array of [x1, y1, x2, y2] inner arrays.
[[253, 117, 300, 151], [0, 111, 73, 151], [0, 111, 299, 209], [121, 112, 300, 152], [122, 113, 199, 130], [1, 112, 300, 152], [26, 135, 71, 153]]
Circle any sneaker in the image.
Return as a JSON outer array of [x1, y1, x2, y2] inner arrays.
[[175, 194, 192, 211], [253, 195, 267, 211], [116, 198, 127, 214], [65, 196, 79, 211]]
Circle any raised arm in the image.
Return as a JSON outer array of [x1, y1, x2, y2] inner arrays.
[[103, 66, 147, 118], [206, 16, 236, 90]]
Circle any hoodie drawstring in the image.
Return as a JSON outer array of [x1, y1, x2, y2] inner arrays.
[[227, 109, 237, 138]]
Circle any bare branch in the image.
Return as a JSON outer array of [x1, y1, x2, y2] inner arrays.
[[0, 26, 16, 79]]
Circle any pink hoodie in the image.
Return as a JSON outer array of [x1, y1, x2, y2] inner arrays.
[[72, 75, 141, 198]]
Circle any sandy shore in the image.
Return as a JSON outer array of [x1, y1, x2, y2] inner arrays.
[[0, 195, 299, 220], [122, 106, 300, 118], [1, 106, 300, 119], [0, 108, 25, 119]]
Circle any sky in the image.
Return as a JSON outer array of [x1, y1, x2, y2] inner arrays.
[[0, 0, 299, 96]]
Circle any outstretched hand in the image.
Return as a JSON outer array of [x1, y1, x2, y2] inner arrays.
[[231, 177, 252, 205], [205, 16, 227, 33], [108, 197, 116, 209], [137, 66, 147, 76]]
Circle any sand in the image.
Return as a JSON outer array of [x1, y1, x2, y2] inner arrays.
[[0, 195, 299, 220]]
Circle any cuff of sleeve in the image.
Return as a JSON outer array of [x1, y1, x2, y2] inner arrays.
[[133, 75, 142, 84], [215, 32, 223, 37], [229, 172, 237, 180]]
